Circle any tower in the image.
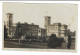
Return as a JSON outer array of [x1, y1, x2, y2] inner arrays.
[[6, 13, 13, 27], [44, 16, 51, 29], [6, 13, 13, 37]]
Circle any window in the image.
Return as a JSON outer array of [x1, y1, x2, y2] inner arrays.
[[39, 30, 40, 32]]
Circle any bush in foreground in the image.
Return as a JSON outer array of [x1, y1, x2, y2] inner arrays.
[[47, 34, 57, 48], [47, 34, 64, 48]]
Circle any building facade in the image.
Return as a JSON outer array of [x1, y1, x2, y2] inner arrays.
[[38, 28, 47, 37], [5, 13, 47, 38], [45, 16, 68, 38], [6, 13, 75, 39], [47, 23, 61, 37], [18, 23, 39, 37], [6, 13, 15, 37], [60, 25, 67, 37], [44, 16, 51, 29]]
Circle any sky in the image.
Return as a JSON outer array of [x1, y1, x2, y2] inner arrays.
[[3, 3, 78, 32]]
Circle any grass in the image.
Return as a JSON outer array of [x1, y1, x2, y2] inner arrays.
[[4, 40, 75, 49]]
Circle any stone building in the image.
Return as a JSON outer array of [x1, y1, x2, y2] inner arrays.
[[47, 23, 61, 37], [44, 16, 51, 29], [6, 13, 16, 38], [38, 28, 47, 37], [44, 16, 68, 38], [16, 23, 39, 37], [15, 23, 47, 38], [5, 13, 68, 39], [5, 13, 47, 38], [60, 25, 67, 37]]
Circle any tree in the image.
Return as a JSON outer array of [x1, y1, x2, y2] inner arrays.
[[47, 34, 57, 48], [4, 25, 8, 40], [67, 34, 72, 49], [14, 22, 22, 39], [57, 38, 64, 47]]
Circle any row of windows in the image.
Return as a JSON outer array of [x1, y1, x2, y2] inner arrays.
[[21, 29, 46, 32], [29, 30, 38, 32], [29, 26, 39, 29], [22, 30, 41, 32]]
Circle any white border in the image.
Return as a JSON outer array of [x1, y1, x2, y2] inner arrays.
[[0, 1, 80, 55], [0, 1, 80, 3]]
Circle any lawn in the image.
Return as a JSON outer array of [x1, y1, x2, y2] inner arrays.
[[4, 40, 75, 49]]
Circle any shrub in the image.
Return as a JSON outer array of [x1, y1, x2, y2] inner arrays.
[[56, 38, 64, 47], [47, 34, 64, 48], [47, 34, 57, 48]]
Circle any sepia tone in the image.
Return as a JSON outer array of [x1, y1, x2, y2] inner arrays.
[[3, 3, 78, 52]]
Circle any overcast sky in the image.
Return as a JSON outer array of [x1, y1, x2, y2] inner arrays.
[[3, 3, 78, 32]]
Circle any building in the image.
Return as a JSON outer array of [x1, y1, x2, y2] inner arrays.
[[44, 16, 68, 38], [5, 13, 76, 40], [44, 16, 51, 29], [38, 28, 47, 37], [17, 23, 39, 37], [15, 23, 47, 37], [11, 24, 16, 37], [5, 13, 47, 39], [6, 13, 16, 38], [47, 23, 61, 37], [60, 25, 67, 37]]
